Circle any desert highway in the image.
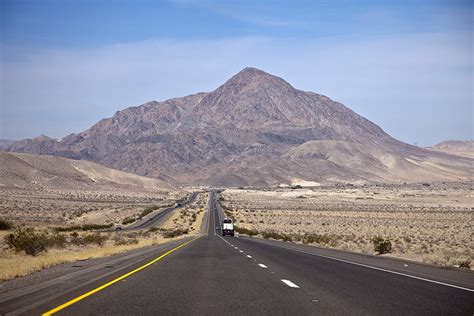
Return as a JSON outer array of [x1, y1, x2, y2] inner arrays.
[[1, 193, 473, 315], [123, 192, 199, 231]]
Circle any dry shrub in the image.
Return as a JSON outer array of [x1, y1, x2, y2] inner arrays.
[[140, 205, 159, 218], [458, 259, 471, 269], [4, 227, 48, 256], [113, 236, 139, 246], [83, 233, 108, 246], [122, 217, 136, 225], [372, 237, 392, 254], [46, 233, 67, 248], [162, 228, 188, 238], [0, 219, 13, 230], [148, 227, 160, 233], [302, 233, 334, 245], [54, 223, 113, 232], [70, 232, 108, 247], [235, 227, 258, 236], [262, 230, 292, 242]]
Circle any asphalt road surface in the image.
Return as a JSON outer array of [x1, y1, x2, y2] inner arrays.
[[2, 192, 473, 315]]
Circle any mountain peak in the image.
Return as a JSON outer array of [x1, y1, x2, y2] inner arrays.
[[223, 67, 294, 91], [236, 67, 268, 76]]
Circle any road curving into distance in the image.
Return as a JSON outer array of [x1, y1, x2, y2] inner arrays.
[[123, 191, 199, 231], [0, 191, 473, 315]]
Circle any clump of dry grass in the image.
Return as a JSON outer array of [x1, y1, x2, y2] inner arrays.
[[0, 230, 191, 281], [0, 237, 165, 280]]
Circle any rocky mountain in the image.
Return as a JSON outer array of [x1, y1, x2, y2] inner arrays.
[[0, 151, 176, 193], [6, 67, 473, 186], [0, 139, 16, 150]]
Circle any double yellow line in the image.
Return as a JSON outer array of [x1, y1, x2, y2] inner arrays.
[[42, 236, 200, 315]]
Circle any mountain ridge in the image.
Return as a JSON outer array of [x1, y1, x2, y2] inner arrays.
[[6, 67, 473, 186]]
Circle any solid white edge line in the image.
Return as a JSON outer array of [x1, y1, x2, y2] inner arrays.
[[281, 279, 299, 288], [247, 238, 474, 292], [258, 264, 268, 268]]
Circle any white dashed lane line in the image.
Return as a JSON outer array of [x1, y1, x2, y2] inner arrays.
[[281, 279, 300, 288], [219, 236, 303, 289]]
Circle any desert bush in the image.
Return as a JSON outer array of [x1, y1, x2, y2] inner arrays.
[[162, 228, 189, 238], [47, 233, 67, 248], [262, 230, 292, 242], [372, 237, 392, 254], [458, 259, 471, 269], [54, 223, 113, 232], [113, 236, 139, 246], [302, 233, 333, 245], [140, 206, 159, 218], [122, 217, 136, 225], [0, 219, 13, 230], [70, 232, 108, 247], [148, 227, 160, 233], [4, 227, 48, 256], [82, 223, 113, 230], [292, 234, 302, 242], [235, 227, 258, 236], [70, 233, 84, 246], [83, 233, 108, 246]]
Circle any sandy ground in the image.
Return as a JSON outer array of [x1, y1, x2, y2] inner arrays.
[[161, 192, 208, 234], [221, 182, 473, 268], [0, 187, 184, 227]]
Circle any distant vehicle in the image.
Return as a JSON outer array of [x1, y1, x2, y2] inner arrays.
[[221, 218, 234, 236], [115, 226, 123, 231], [175, 202, 181, 208]]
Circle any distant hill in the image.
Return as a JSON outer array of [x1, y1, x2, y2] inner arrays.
[[427, 140, 474, 158], [0, 139, 16, 150], [6, 67, 473, 186], [0, 151, 176, 193]]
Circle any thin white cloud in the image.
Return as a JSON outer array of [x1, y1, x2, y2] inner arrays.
[[1, 32, 472, 145]]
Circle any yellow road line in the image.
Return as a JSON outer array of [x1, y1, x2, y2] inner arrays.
[[42, 236, 200, 316]]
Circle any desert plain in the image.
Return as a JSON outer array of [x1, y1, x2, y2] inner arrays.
[[220, 182, 473, 268]]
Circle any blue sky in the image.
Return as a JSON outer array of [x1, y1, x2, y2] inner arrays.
[[1, 0, 472, 146]]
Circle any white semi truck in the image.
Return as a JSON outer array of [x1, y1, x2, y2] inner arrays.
[[221, 218, 234, 236]]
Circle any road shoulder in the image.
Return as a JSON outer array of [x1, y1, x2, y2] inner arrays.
[[238, 236, 474, 290]]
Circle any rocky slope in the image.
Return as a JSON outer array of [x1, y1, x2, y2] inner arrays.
[[6, 67, 473, 186], [0, 139, 16, 150], [0, 151, 175, 193]]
